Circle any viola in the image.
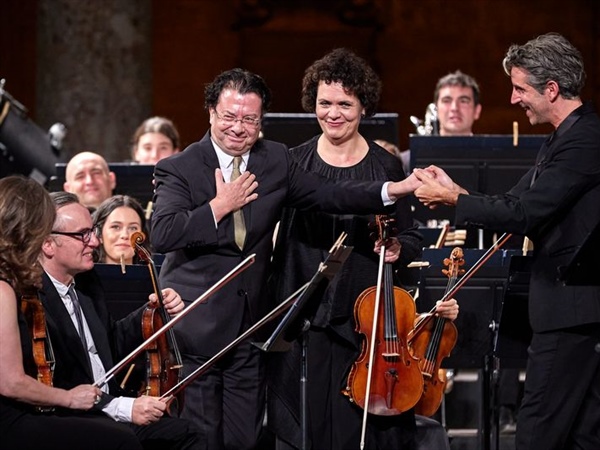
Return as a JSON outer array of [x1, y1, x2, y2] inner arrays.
[[130, 231, 184, 413], [20, 292, 56, 412], [409, 247, 463, 417], [345, 215, 423, 432]]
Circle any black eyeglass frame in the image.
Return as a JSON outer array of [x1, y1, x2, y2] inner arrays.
[[50, 228, 98, 244]]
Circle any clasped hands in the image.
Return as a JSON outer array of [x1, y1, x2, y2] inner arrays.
[[409, 166, 467, 209]]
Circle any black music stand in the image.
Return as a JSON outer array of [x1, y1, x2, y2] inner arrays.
[[416, 248, 522, 450], [93, 263, 158, 319], [490, 255, 532, 450], [256, 237, 353, 450], [558, 220, 600, 286]]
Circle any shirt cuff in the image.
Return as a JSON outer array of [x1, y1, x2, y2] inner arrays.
[[382, 182, 395, 206], [102, 396, 135, 422]]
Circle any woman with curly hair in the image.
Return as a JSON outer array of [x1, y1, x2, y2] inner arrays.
[[0, 176, 140, 449], [267, 49, 457, 450]]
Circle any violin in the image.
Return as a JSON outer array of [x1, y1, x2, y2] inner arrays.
[[409, 247, 463, 417], [344, 215, 423, 423], [20, 292, 56, 412], [130, 231, 184, 413]]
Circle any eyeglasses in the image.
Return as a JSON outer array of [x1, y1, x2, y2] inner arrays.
[[214, 110, 261, 128], [51, 228, 98, 245]]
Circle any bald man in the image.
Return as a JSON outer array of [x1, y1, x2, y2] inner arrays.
[[64, 152, 116, 210]]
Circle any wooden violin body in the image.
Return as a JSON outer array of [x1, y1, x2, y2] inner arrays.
[[21, 294, 54, 387], [409, 247, 463, 417], [140, 304, 181, 399], [410, 313, 457, 416], [130, 232, 184, 413], [21, 293, 56, 413], [346, 284, 423, 415], [344, 215, 423, 416]]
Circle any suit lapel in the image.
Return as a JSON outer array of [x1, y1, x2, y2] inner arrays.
[[242, 139, 269, 243], [40, 274, 93, 379]]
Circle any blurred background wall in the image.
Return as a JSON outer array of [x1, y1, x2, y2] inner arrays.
[[1, 0, 598, 162]]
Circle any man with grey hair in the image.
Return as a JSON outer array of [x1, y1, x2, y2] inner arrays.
[[38, 191, 205, 449], [413, 32, 600, 450]]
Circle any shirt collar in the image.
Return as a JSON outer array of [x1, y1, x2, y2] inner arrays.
[[45, 271, 71, 298], [210, 137, 249, 170]]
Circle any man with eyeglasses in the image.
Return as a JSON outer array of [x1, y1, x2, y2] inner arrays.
[[37, 191, 205, 449], [151, 68, 425, 450]]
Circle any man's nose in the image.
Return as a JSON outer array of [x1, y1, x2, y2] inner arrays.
[[88, 232, 101, 248]]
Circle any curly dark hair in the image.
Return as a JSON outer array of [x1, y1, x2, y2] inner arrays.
[[204, 68, 272, 114], [0, 176, 56, 294], [301, 48, 381, 117], [91, 195, 150, 263]]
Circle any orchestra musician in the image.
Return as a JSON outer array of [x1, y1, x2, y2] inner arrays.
[[37, 191, 204, 449], [266, 48, 459, 450], [150, 67, 424, 450], [0, 176, 141, 450], [92, 194, 151, 265], [413, 33, 600, 450]]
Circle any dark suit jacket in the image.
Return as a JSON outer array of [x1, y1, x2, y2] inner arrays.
[[455, 102, 600, 333], [151, 132, 387, 355], [39, 270, 144, 397]]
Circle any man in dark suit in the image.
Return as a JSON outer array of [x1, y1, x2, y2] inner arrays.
[[38, 191, 204, 450], [151, 68, 422, 450], [413, 33, 600, 450]]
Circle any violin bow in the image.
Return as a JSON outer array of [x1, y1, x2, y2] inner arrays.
[[94, 253, 256, 389], [161, 232, 351, 402], [408, 232, 513, 343]]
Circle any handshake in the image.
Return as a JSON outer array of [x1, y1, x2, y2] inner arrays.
[[387, 166, 469, 209]]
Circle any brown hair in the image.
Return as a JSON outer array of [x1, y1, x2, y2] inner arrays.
[[91, 195, 150, 263], [0, 176, 56, 293], [131, 116, 181, 158]]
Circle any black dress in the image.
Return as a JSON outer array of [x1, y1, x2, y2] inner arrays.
[[267, 137, 423, 450]]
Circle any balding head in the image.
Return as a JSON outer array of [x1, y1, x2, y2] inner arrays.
[[63, 151, 116, 209]]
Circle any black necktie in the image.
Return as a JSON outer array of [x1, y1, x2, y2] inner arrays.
[[67, 285, 91, 361], [231, 156, 246, 250]]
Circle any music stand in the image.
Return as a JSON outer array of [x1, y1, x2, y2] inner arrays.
[[255, 234, 353, 450], [93, 263, 158, 320], [489, 255, 532, 450], [257, 245, 353, 353]]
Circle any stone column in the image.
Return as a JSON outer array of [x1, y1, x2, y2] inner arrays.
[[36, 0, 151, 162]]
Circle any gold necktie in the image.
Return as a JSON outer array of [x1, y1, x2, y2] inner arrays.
[[231, 156, 246, 250]]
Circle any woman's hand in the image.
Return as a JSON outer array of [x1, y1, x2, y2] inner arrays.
[[435, 298, 459, 321], [374, 237, 401, 263]]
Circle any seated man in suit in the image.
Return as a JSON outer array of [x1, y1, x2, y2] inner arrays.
[[38, 191, 204, 450]]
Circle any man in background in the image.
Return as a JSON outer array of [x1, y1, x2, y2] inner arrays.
[[434, 70, 482, 136], [64, 151, 116, 210]]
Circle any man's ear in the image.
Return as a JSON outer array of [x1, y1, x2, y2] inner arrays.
[[546, 80, 560, 102], [109, 172, 117, 191], [474, 104, 482, 121], [40, 236, 55, 259]]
